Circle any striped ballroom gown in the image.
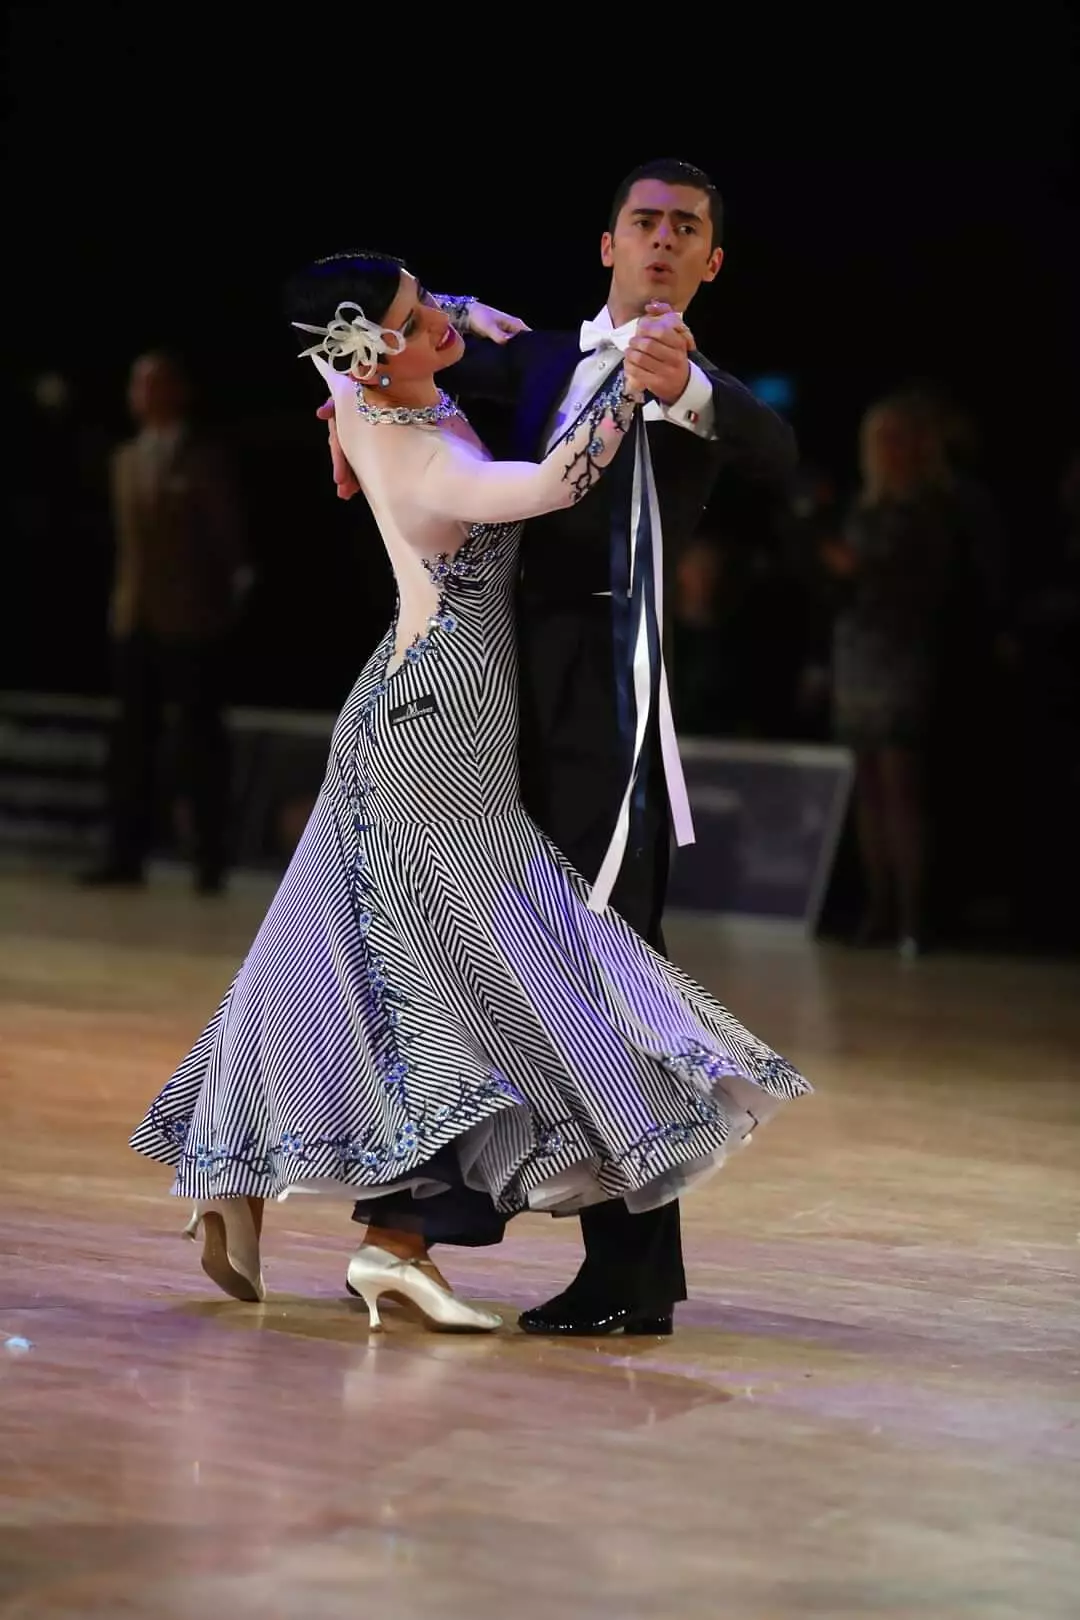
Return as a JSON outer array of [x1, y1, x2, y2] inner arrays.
[[130, 363, 811, 1216]]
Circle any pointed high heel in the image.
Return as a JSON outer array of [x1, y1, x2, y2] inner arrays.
[[183, 1197, 265, 1303], [345, 1245, 501, 1334]]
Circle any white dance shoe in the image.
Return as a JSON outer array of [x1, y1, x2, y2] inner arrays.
[[345, 1245, 501, 1333], [183, 1197, 265, 1303]]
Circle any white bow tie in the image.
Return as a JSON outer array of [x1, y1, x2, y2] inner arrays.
[[579, 316, 638, 355]]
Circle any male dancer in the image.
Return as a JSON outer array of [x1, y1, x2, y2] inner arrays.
[[323, 159, 797, 1334]]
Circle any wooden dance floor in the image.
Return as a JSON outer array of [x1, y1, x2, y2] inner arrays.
[[1, 871, 1077, 1619]]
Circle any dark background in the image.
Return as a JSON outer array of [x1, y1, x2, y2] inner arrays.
[[5, 5, 1079, 712]]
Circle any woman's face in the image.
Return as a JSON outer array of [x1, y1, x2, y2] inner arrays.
[[362, 269, 463, 386]]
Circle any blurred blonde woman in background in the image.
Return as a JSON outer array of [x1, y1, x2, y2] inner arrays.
[[823, 394, 956, 955]]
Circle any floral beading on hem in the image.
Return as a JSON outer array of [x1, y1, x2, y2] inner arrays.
[[146, 1035, 765, 1200], [161, 1068, 533, 1191], [613, 1094, 728, 1176], [664, 1040, 806, 1097]]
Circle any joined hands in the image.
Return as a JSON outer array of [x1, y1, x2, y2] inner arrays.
[[623, 301, 695, 404]]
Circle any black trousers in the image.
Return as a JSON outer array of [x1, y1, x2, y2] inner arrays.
[[104, 632, 229, 882], [540, 792, 686, 1314], [354, 598, 687, 1312]]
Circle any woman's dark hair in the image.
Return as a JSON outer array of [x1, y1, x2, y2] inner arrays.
[[282, 251, 409, 363]]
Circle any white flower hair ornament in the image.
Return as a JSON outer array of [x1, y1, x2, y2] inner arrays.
[[292, 301, 406, 381]]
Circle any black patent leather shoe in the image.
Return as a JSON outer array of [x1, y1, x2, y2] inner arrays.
[[517, 1302, 673, 1337]]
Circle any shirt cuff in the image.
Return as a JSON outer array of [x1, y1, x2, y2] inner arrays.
[[661, 361, 715, 439]]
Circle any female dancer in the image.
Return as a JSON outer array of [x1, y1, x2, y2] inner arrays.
[[131, 252, 810, 1331]]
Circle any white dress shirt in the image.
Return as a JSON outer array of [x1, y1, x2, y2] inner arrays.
[[544, 306, 716, 451]]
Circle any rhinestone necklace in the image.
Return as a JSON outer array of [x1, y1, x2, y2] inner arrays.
[[355, 387, 461, 427]]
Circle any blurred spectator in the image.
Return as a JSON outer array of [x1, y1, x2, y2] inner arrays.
[[890, 386, 1010, 937], [673, 531, 804, 740], [84, 352, 250, 893], [779, 463, 843, 739], [890, 384, 1007, 641], [1007, 446, 1080, 948], [672, 536, 728, 735], [825, 394, 957, 954]]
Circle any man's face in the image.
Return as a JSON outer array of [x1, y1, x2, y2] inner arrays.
[[601, 179, 723, 316]]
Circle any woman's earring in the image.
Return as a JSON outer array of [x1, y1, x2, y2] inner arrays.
[[377, 374, 391, 389]]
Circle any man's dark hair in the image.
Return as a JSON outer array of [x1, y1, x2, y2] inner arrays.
[[608, 158, 723, 246]]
